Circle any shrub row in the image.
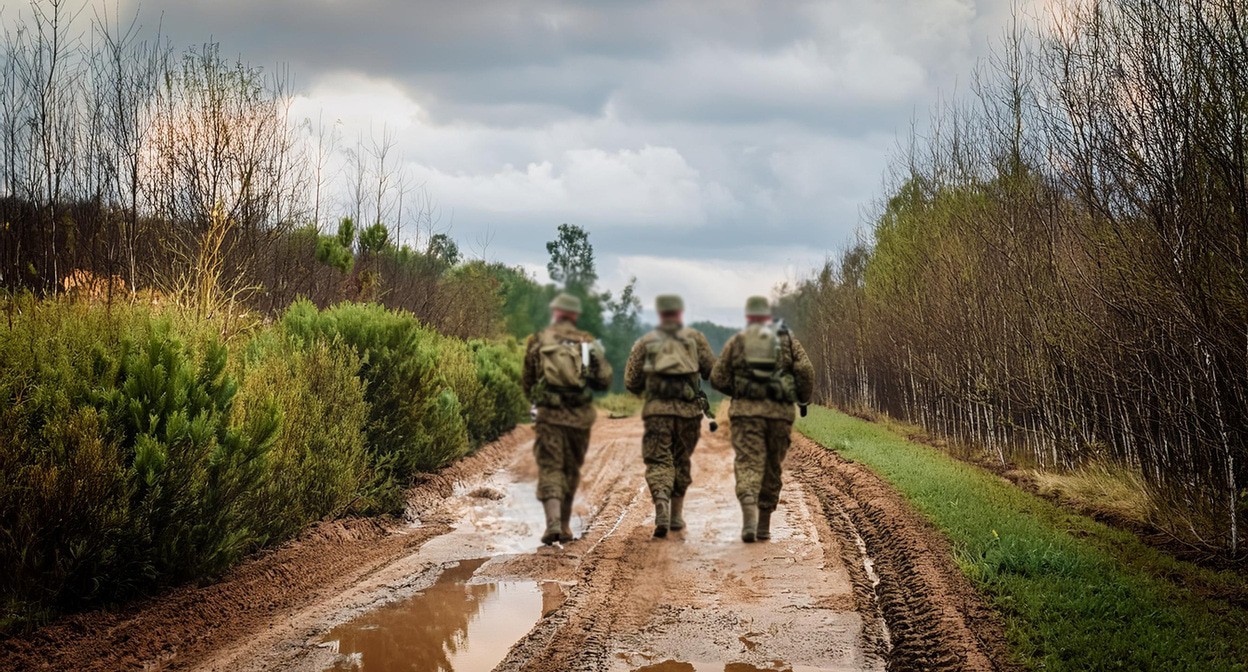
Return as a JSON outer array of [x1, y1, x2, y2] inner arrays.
[[0, 296, 525, 630]]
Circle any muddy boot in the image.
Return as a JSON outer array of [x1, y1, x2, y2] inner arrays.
[[757, 508, 773, 541], [541, 498, 562, 545], [559, 495, 575, 543], [653, 498, 671, 538], [741, 501, 759, 543], [669, 496, 686, 531]]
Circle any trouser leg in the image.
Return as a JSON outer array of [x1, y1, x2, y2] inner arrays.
[[642, 416, 676, 501], [731, 416, 767, 504], [758, 419, 792, 512]]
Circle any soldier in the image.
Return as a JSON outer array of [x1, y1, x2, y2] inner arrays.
[[710, 296, 814, 543], [624, 294, 716, 537], [522, 292, 613, 545]]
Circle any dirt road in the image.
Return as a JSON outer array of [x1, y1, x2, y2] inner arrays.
[[3, 416, 1012, 672]]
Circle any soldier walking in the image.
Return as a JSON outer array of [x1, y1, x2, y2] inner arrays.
[[522, 293, 613, 545], [624, 294, 716, 537], [710, 296, 814, 543]]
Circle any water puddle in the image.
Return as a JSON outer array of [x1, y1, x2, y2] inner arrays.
[[319, 557, 543, 671], [631, 661, 835, 672]]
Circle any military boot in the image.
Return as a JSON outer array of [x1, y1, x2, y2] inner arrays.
[[653, 498, 671, 538], [757, 508, 773, 541], [741, 501, 759, 543], [669, 496, 686, 531], [559, 495, 575, 543], [541, 499, 562, 545]]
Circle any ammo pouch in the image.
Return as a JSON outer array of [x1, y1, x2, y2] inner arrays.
[[534, 381, 594, 409], [645, 373, 698, 401], [733, 370, 798, 403]]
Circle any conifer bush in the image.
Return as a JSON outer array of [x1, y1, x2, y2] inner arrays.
[[1, 295, 524, 629], [234, 334, 370, 543], [279, 300, 526, 511]]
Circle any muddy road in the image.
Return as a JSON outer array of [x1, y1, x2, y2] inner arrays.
[[4, 416, 1011, 672]]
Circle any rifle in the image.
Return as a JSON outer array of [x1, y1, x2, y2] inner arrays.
[[774, 319, 808, 417]]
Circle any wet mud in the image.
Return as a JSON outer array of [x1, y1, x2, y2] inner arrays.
[[2, 416, 1014, 672]]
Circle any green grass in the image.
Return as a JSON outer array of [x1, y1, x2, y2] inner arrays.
[[797, 406, 1248, 672], [596, 392, 642, 417]]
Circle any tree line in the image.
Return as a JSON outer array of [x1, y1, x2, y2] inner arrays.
[[0, 1, 691, 390], [778, 0, 1246, 558]]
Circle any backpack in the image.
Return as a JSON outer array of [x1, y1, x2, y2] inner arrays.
[[643, 328, 700, 376], [539, 332, 589, 389], [742, 323, 780, 379], [734, 323, 798, 403], [642, 328, 700, 401]]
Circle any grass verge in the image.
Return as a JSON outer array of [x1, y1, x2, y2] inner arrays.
[[797, 405, 1248, 672], [596, 393, 642, 418]]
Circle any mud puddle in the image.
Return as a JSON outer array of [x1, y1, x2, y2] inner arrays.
[[316, 463, 570, 671], [630, 660, 844, 672], [319, 557, 543, 671]]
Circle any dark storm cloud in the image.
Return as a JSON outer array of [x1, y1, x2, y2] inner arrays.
[[132, 0, 1000, 129]]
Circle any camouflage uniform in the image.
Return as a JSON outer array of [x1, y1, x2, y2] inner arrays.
[[522, 318, 613, 505], [710, 325, 814, 514], [623, 326, 716, 502]]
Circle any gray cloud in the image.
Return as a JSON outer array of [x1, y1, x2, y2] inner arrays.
[[6, 0, 1018, 323]]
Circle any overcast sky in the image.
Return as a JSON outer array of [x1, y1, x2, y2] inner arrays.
[[6, 0, 1022, 324]]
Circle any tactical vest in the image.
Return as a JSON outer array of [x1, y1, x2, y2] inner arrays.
[[734, 323, 798, 403], [642, 327, 700, 401]]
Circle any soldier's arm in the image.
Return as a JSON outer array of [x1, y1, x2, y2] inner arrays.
[[588, 340, 613, 391], [790, 336, 816, 405], [521, 335, 540, 398], [709, 335, 738, 395], [623, 339, 647, 395], [694, 331, 715, 380]]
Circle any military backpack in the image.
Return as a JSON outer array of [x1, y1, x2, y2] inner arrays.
[[734, 323, 798, 403], [642, 327, 700, 401], [535, 330, 596, 407]]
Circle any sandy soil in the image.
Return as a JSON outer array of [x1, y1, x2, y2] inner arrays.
[[2, 416, 1015, 672]]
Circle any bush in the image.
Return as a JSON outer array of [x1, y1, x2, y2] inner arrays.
[[280, 301, 466, 511], [235, 334, 370, 541], [0, 295, 524, 630], [279, 300, 525, 511], [0, 298, 278, 620], [466, 339, 527, 443]]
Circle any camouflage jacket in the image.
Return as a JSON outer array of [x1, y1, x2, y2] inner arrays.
[[522, 319, 613, 429], [623, 325, 716, 418], [710, 329, 814, 422]]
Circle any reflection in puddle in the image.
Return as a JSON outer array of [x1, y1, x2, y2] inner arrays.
[[321, 558, 542, 671], [631, 660, 832, 672]]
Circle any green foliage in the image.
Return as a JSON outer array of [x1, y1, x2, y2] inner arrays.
[[280, 301, 465, 509], [314, 217, 357, 273], [0, 298, 278, 622], [600, 278, 643, 390], [235, 334, 370, 541], [466, 339, 528, 443], [595, 393, 642, 418], [279, 300, 525, 511], [545, 223, 597, 294], [688, 320, 736, 356], [485, 262, 553, 340], [336, 217, 357, 249], [358, 222, 390, 255], [798, 407, 1248, 671], [0, 295, 524, 630], [98, 322, 281, 585], [427, 233, 460, 267]]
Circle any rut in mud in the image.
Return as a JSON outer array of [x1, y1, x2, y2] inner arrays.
[[1, 416, 1012, 672]]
